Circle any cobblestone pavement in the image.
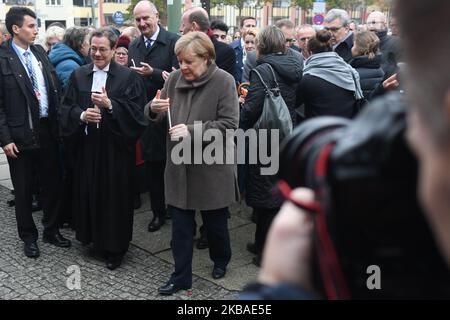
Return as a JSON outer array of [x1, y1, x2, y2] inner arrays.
[[0, 186, 239, 300]]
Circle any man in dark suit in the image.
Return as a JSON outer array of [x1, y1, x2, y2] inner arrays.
[[324, 9, 354, 63], [230, 16, 256, 84], [180, 6, 235, 78], [0, 7, 71, 258], [128, 1, 180, 233]]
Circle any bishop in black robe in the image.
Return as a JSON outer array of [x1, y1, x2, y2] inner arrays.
[[59, 59, 147, 268]]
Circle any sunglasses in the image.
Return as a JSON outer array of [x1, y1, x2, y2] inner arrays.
[[285, 38, 296, 43], [324, 26, 343, 32], [213, 34, 227, 40]]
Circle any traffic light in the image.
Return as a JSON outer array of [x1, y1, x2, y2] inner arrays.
[[201, 0, 211, 16]]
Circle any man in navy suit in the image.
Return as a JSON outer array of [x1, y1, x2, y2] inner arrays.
[[230, 16, 256, 84]]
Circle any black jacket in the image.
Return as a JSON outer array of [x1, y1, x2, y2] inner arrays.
[[128, 26, 179, 162], [350, 55, 385, 100], [240, 51, 303, 209], [0, 39, 61, 149], [376, 31, 402, 77], [212, 36, 236, 79], [297, 75, 355, 119], [335, 32, 354, 63]]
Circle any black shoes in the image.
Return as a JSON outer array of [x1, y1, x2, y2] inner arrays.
[[24, 241, 40, 258], [212, 267, 226, 279], [43, 233, 72, 248], [106, 255, 123, 270], [134, 194, 142, 210], [246, 242, 260, 255], [148, 217, 165, 232], [158, 282, 191, 295], [252, 256, 262, 267], [196, 232, 209, 249]]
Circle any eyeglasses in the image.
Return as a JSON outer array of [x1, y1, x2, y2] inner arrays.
[[213, 34, 227, 40], [367, 21, 385, 25], [91, 47, 110, 54], [285, 38, 296, 43], [115, 52, 128, 56], [324, 26, 343, 32]]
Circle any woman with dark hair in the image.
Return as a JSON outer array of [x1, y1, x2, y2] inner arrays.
[[240, 25, 303, 267], [297, 30, 363, 119], [49, 27, 90, 89], [350, 31, 385, 99]]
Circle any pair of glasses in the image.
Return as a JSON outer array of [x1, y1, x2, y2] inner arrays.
[[285, 38, 296, 43], [213, 34, 227, 40], [299, 37, 312, 42], [116, 52, 128, 56], [324, 26, 343, 32]]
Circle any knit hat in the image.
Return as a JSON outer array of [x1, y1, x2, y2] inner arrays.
[[116, 35, 131, 50]]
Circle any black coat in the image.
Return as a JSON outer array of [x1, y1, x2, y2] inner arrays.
[[240, 51, 303, 210], [297, 75, 355, 119], [350, 55, 385, 100], [0, 40, 62, 149], [376, 31, 402, 77], [128, 26, 179, 162], [59, 62, 148, 253], [212, 36, 236, 79], [335, 32, 354, 63]]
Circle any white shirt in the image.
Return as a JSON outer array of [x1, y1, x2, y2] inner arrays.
[[91, 63, 110, 92], [80, 63, 112, 125], [12, 42, 49, 117]]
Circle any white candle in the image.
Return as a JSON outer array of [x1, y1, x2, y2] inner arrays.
[[167, 106, 172, 129]]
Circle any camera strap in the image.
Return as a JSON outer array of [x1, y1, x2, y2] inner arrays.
[[278, 142, 350, 300]]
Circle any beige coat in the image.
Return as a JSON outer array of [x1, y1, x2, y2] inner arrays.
[[145, 63, 240, 210]]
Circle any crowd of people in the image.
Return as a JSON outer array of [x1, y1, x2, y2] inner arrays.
[[2, 0, 448, 299]]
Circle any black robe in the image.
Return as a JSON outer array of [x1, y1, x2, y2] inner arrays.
[[59, 62, 148, 254]]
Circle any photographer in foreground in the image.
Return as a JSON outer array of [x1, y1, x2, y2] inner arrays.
[[242, 0, 450, 299]]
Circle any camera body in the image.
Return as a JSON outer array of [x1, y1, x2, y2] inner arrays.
[[280, 93, 450, 299]]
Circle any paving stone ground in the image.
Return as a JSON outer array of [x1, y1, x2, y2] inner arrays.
[[0, 185, 245, 300]]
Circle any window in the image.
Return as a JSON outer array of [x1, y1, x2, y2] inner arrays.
[[46, 0, 61, 5]]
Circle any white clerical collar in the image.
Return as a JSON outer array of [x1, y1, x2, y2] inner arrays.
[[144, 25, 160, 44], [93, 63, 111, 72]]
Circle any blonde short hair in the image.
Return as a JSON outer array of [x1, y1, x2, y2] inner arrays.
[[174, 31, 216, 64], [243, 27, 259, 39]]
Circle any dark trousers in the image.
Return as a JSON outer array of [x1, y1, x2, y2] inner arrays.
[[169, 206, 232, 287], [7, 119, 62, 243], [254, 207, 279, 255], [145, 160, 166, 219]]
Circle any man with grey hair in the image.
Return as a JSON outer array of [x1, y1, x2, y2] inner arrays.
[[0, 22, 11, 45], [366, 11, 402, 77], [128, 1, 180, 233], [324, 8, 353, 62]]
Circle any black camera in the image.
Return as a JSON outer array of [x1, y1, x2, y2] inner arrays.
[[279, 93, 450, 299]]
